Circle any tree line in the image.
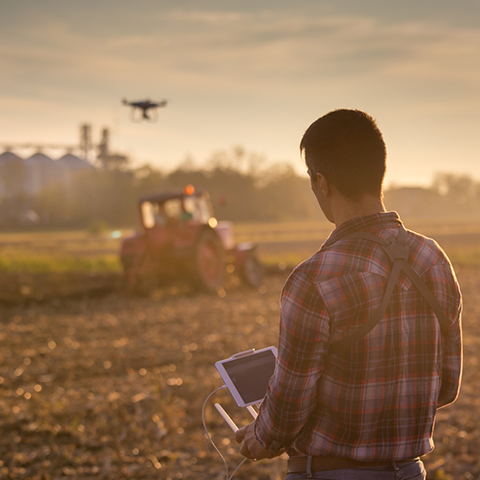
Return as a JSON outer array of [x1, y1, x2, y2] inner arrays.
[[0, 148, 318, 229], [1, 147, 479, 229]]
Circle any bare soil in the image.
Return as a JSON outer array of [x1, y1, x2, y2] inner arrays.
[[0, 267, 478, 480]]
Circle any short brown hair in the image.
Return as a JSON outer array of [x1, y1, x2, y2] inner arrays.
[[300, 109, 386, 200]]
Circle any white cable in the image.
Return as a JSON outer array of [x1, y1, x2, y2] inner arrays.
[[202, 385, 249, 479], [202, 385, 229, 479], [229, 458, 247, 480]]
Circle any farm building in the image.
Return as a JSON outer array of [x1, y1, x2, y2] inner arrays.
[[0, 150, 94, 225], [24, 152, 62, 196], [0, 151, 93, 199], [56, 153, 94, 185], [0, 151, 25, 198]]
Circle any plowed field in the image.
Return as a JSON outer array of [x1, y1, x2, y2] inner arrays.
[[1, 265, 479, 480]]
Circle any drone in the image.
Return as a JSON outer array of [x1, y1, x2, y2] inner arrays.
[[122, 98, 167, 122]]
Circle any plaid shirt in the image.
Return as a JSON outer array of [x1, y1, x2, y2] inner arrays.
[[255, 212, 462, 461]]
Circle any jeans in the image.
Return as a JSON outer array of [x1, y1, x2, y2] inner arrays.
[[285, 458, 426, 480]]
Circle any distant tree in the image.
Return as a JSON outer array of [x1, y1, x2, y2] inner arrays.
[[169, 148, 269, 221], [35, 183, 71, 225], [432, 173, 478, 215], [60, 169, 137, 228], [162, 149, 321, 222], [18, 146, 469, 228], [383, 172, 480, 220], [97, 153, 130, 171], [384, 187, 441, 218], [259, 163, 317, 221], [133, 164, 168, 198]]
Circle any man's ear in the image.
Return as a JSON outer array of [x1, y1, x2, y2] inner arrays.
[[317, 173, 331, 197]]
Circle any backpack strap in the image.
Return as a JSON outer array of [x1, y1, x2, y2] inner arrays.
[[328, 225, 449, 354]]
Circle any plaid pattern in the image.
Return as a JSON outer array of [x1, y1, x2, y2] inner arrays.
[[255, 212, 462, 461]]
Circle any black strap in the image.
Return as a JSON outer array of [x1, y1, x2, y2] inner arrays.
[[328, 225, 449, 354]]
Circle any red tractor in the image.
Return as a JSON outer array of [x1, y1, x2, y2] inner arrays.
[[120, 187, 263, 293]]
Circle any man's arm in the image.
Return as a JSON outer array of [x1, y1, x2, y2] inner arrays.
[[253, 269, 330, 452], [437, 287, 463, 408]]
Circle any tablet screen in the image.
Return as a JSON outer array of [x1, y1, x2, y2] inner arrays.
[[217, 348, 276, 406]]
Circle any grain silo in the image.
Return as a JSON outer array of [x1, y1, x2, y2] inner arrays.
[[56, 153, 94, 184], [0, 150, 26, 198], [24, 152, 62, 196]]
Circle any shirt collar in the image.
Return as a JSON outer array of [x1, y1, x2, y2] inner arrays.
[[321, 211, 403, 250]]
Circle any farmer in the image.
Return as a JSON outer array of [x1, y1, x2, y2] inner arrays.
[[236, 109, 463, 479]]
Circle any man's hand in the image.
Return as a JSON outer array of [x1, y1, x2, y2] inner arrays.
[[235, 422, 283, 460]]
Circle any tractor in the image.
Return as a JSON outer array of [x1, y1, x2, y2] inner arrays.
[[120, 186, 263, 293]]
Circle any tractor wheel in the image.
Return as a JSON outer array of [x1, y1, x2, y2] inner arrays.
[[238, 250, 263, 288], [191, 229, 226, 291]]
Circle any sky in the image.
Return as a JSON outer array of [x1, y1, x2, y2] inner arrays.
[[1, 0, 480, 187]]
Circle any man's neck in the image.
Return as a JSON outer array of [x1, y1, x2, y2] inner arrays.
[[332, 195, 386, 228]]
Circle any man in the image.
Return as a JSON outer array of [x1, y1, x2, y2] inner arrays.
[[236, 109, 462, 479]]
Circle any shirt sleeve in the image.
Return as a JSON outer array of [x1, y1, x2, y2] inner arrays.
[[437, 279, 463, 409], [254, 269, 330, 452]]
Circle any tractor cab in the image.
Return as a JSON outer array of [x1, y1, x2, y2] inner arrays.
[[140, 190, 215, 229]]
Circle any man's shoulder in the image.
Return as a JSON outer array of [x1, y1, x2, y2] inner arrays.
[[290, 225, 453, 284], [288, 246, 346, 284], [405, 228, 452, 269]]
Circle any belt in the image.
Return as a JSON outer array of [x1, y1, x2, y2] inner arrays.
[[287, 456, 419, 474]]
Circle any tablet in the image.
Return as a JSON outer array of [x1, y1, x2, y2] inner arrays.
[[215, 346, 277, 407]]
